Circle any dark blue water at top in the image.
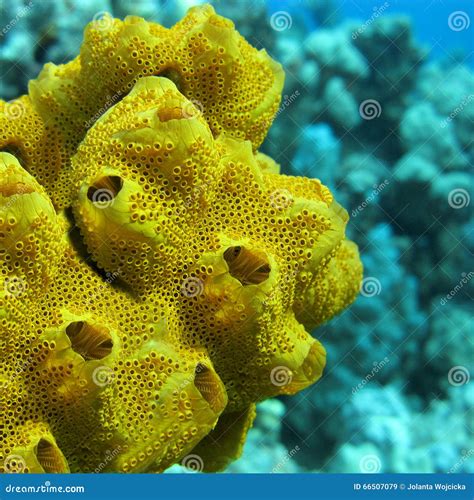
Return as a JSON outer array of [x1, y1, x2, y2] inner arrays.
[[269, 0, 473, 67]]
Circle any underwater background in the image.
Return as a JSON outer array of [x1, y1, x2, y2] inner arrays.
[[0, 0, 472, 473]]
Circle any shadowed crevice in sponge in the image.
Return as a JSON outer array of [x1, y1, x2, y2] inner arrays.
[[35, 439, 68, 474], [65, 321, 113, 361], [223, 246, 271, 285]]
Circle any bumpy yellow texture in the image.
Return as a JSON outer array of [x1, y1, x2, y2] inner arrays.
[[0, 5, 362, 473]]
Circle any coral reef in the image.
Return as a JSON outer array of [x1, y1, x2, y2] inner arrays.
[[272, 12, 473, 474], [325, 384, 474, 473], [0, 5, 362, 473], [226, 400, 301, 473]]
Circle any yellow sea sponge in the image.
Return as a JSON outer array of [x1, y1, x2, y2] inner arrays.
[[0, 5, 362, 473], [0, 5, 283, 209]]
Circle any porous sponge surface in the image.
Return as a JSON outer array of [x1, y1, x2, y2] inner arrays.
[[0, 5, 283, 209], [0, 5, 362, 473]]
